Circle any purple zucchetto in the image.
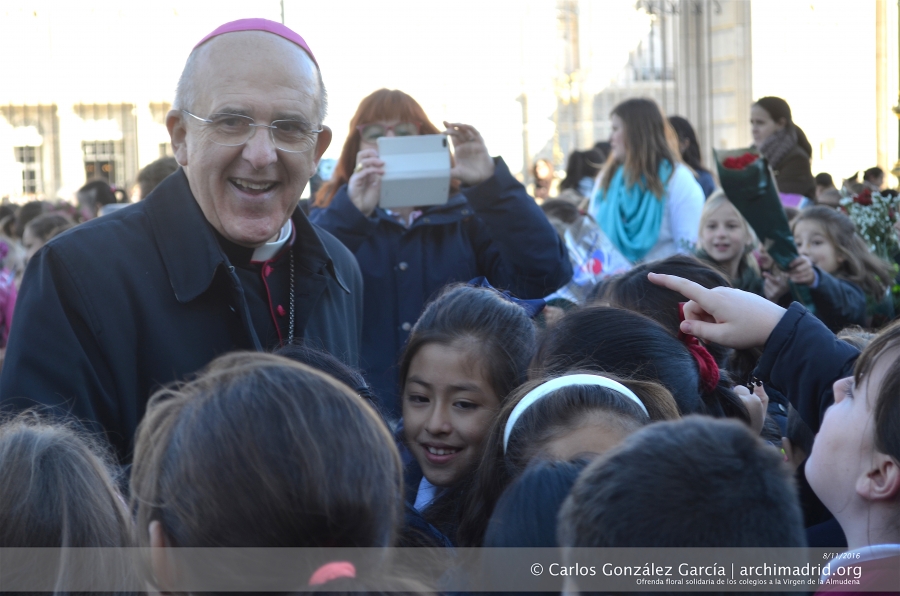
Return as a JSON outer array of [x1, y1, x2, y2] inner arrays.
[[193, 18, 318, 67]]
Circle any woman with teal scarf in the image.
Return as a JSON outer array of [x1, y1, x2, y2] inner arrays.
[[589, 99, 704, 265]]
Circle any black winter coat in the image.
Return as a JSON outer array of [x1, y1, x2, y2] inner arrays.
[[0, 170, 363, 462]]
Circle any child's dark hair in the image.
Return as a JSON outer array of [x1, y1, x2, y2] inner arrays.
[[792, 205, 894, 298], [484, 458, 589, 548], [853, 318, 900, 466], [863, 166, 884, 183], [532, 306, 750, 423], [458, 372, 679, 546], [559, 149, 603, 192], [785, 405, 814, 457], [399, 283, 536, 406], [595, 254, 730, 337], [275, 341, 379, 412], [130, 351, 402, 589], [668, 115, 710, 175], [478, 459, 590, 594], [0, 414, 136, 595], [558, 416, 806, 548], [0, 414, 132, 548], [25, 212, 74, 243]]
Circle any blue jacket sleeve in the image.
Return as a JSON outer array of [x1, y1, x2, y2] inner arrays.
[[308, 186, 379, 254], [809, 268, 867, 332], [460, 158, 573, 298], [0, 245, 117, 442], [754, 302, 859, 433]]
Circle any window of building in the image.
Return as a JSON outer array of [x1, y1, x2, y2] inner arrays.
[[83, 140, 124, 186], [14, 145, 42, 195]]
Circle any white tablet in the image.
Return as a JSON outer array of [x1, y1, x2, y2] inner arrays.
[[377, 134, 451, 209]]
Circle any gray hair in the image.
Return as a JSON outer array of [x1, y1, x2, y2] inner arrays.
[[172, 42, 328, 124]]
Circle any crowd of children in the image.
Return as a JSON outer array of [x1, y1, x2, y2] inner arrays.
[[2, 94, 900, 596]]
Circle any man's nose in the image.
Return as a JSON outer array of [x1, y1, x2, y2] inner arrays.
[[242, 126, 278, 170]]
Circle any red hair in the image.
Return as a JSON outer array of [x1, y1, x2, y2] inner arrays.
[[314, 88, 458, 207]]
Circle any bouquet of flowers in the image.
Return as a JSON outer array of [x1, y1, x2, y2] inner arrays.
[[838, 188, 900, 262], [713, 148, 815, 309]]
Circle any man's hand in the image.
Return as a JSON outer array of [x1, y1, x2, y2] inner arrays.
[[444, 121, 495, 187], [647, 272, 786, 349], [787, 255, 816, 286], [347, 148, 384, 217]]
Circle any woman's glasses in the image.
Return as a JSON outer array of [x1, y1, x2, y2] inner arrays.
[[356, 122, 421, 142]]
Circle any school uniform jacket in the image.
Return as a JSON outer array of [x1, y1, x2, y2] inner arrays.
[[0, 169, 363, 463], [310, 157, 572, 418]]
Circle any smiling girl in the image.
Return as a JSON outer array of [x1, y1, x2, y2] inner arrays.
[[772, 206, 894, 331], [399, 283, 535, 545], [696, 194, 763, 295]]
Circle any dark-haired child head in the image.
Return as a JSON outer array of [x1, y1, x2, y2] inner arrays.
[[533, 305, 749, 423], [458, 372, 678, 546], [399, 284, 535, 491], [131, 352, 402, 589], [0, 415, 131, 549], [558, 416, 805, 550], [484, 459, 589, 549]]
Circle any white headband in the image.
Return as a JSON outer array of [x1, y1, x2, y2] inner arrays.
[[502, 374, 649, 453]]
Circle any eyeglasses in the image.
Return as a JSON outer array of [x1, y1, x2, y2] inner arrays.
[[181, 110, 323, 153], [356, 122, 421, 142]]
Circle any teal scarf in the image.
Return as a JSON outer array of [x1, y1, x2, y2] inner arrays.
[[591, 161, 673, 263]]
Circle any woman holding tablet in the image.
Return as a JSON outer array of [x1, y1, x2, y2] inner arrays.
[[311, 89, 571, 419]]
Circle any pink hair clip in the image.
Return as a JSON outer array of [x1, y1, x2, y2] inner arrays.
[[308, 561, 356, 586]]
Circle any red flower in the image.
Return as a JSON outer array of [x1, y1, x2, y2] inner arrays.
[[853, 188, 872, 206], [722, 153, 759, 170]]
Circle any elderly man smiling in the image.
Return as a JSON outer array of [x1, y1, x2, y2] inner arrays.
[[0, 20, 362, 463]]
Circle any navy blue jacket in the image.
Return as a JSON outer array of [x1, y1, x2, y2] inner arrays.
[[755, 302, 859, 433], [808, 267, 867, 333], [310, 158, 572, 417], [755, 303, 858, 545]]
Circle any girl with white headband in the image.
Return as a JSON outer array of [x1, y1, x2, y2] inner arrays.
[[457, 371, 679, 546]]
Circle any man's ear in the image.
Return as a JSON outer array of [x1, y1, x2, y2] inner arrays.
[[313, 125, 332, 165], [856, 452, 900, 502], [166, 110, 189, 167], [149, 520, 176, 592]]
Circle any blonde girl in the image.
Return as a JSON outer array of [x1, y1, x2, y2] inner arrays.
[[696, 193, 762, 295]]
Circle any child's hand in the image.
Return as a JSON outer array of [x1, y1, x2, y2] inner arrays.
[[763, 270, 789, 302], [787, 256, 816, 286], [647, 273, 786, 349], [733, 384, 767, 435]]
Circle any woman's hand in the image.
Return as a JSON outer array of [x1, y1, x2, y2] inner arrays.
[[787, 255, 816, 286], [647, 272, 786, 349], [347, 148, 384, 217], [763, 270, 790, 302], [444, 121, 495, 186]]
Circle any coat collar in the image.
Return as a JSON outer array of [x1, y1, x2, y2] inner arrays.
[[145, 169, 346, 303]]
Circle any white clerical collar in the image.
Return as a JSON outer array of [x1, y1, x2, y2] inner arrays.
[[251, 220, 292, 262]]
